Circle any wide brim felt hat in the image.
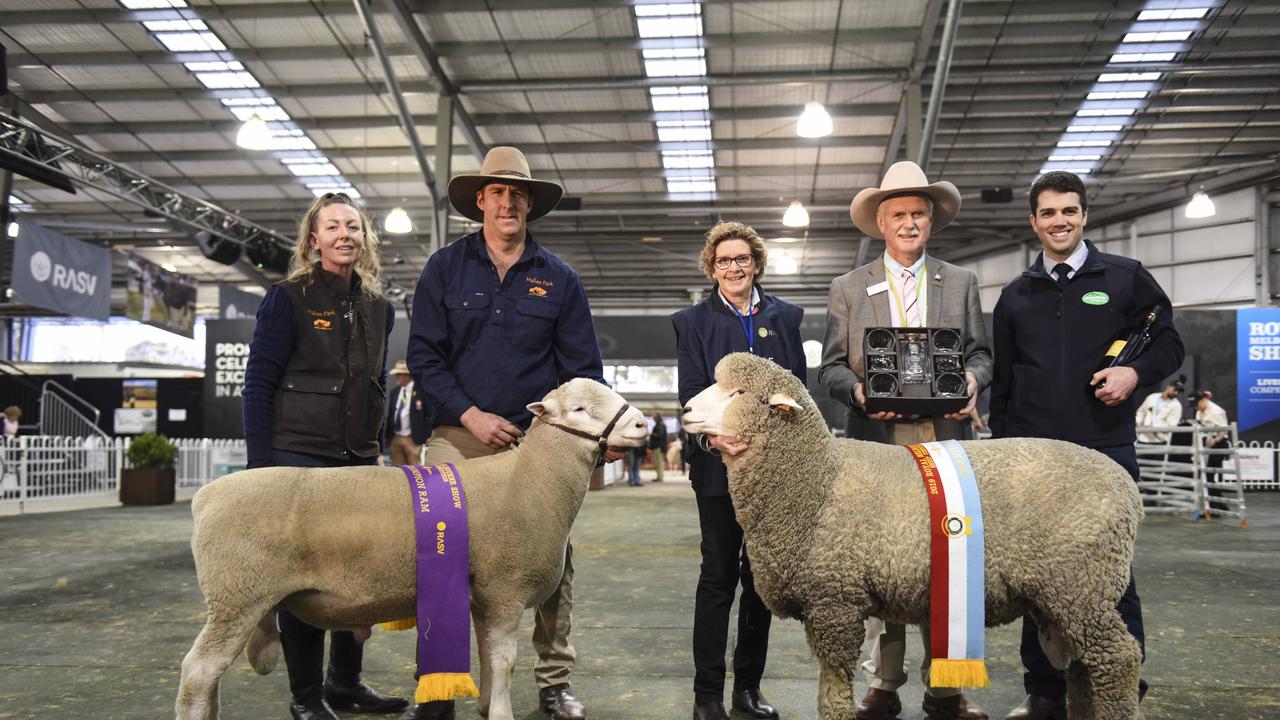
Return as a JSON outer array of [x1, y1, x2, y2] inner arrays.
[[447, 146, 564, 223], [849, 161, 962, 238]]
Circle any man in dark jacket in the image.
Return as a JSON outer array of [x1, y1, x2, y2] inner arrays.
[[990, 171, 1184, 720], [648, 412, 669, 481]]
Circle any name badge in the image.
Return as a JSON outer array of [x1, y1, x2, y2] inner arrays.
[[867, 281, 889, 296]]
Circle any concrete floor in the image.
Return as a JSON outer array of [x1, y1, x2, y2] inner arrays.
[[0, 470, 1277, 720]]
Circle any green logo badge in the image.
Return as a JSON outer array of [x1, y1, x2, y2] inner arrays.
[[1082, 291, 1110, 305], [758, 327, 769, 338]]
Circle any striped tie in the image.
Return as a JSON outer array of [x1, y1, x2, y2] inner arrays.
[[902, 268, 920, 327]]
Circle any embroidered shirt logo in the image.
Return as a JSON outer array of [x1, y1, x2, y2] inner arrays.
[[313, 318, 333, 330], [526, 276, 555, 288], [1082, 291, 1110, 306], [528, 286, 548, 297]]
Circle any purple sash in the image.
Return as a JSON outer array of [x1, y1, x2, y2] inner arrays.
[[400, 463, 478, 701]]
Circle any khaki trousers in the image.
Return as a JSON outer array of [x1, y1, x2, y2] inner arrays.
[[426, 425, 577, 687], [861, 418, 960, 697], [388, 434, 422, 466]]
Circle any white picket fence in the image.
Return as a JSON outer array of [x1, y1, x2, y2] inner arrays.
[[0, 436, 245, 516]]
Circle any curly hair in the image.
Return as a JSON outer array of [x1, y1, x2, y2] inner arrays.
[[287, 192, 383, 299], [698, 221, 768, 281]]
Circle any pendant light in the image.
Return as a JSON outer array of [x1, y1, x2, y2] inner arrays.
[[796, 101, 833, 138], [235, 112, 272, 150], [782, 200, 810, 228], [1184, 189, 1216, 219], [384, 207, 412, 234]]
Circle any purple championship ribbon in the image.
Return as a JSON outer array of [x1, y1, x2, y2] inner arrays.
[[400, 463, 479, 702]]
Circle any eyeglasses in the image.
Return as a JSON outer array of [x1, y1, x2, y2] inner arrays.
[[713, 254, 754, 270]]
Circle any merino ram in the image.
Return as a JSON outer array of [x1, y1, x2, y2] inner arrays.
[[175, 378, 648, 720], [681, 352, 1143, 720]]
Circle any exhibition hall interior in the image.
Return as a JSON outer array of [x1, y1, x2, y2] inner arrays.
[[1, 1, 1279, 719]]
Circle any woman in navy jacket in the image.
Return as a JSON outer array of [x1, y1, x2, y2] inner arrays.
[[671, 221, 806, 720]]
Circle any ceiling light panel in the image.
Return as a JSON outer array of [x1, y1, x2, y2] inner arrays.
[[637, 16, 703, 38], [153, 31, 225, 52]]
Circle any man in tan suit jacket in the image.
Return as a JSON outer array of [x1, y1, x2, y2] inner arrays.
[[818, 162, 992, 720]]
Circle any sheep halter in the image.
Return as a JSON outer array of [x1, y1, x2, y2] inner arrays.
[[906, 440, 991, 689], [539, 401, 632, 467]]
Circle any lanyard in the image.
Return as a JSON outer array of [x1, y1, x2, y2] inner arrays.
[[399, 386, 411, 409], [725, 293, 755, 354], [884, 259, 926, 327]]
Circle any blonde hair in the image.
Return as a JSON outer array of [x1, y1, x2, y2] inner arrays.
[[287, 193, 383, 298], [698, 221, 767, 281]]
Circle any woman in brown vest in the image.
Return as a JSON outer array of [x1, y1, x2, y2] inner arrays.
[[242, 192, 406, 720]]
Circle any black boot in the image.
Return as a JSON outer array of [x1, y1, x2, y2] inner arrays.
[[323, 630, 409, 713], [280, 611, 338, 720], [397, 701, 456, 720]]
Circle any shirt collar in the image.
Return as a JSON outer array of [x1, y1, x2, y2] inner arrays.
[[1046, 241, 1089, 275], [468, 228, 542, 267], [314, 263, 358, 296], [717, 285, 759, 312], [884, 251, 927, 278]]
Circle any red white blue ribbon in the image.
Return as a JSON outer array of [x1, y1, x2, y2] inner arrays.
[[906, 440, 990, 688]]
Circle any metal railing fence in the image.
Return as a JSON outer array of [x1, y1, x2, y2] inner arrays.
[[1135, 423, 1246, 526], [0, 436, 245, 515]]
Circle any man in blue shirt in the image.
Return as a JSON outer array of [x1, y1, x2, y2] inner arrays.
[[406, 146, 603, 720]]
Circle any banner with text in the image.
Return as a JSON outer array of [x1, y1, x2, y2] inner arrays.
[[1236, 308, 1280, 432], [126, 253, 199, 338], [11, 220, 112, 320]]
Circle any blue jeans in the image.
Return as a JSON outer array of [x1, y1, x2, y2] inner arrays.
[[627, 448, 644, 485], [1021, 443, 1147, 700]]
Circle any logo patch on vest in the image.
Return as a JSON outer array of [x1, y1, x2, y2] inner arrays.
[[313, 318, 333, 330], [1082, 291, 1110, 305]]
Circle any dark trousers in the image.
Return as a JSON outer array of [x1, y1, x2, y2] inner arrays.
[[271, 449, 377, 702], [693, 493, 771, 703], [1020, 444, 1148, 700]]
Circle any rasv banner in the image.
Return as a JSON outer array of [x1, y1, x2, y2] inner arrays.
[[11, 220, 112, 320], [1236, 308, 1280, 432]]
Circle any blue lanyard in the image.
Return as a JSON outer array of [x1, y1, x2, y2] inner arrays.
[[726, 295, 755, 354]]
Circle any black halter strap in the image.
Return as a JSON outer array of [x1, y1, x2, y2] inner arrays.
[[540, 402, 632, 466]]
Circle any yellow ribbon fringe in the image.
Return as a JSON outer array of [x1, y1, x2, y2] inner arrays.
[[930, 658, 990, 689], [379, 618, 417, 631], [415, 672, 480, 703]]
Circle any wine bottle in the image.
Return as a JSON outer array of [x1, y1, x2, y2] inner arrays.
[[1096, 306, 1161, 388]]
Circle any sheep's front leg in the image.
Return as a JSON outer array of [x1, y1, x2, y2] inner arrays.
[[479, 608, 523, 720], [804, 603, 866, 720]]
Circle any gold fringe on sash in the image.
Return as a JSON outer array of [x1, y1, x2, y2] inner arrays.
[[415, 672, 480, 703], [930, 658, 990, 688]]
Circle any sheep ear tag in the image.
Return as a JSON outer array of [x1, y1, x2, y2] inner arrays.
[[768, 393, 801, 414]]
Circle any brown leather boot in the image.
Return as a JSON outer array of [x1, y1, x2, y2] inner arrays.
[[923, 693, 989, 720], [855, 688, 902, 720]]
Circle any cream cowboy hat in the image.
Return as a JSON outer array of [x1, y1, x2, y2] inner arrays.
[[447, 146, 564, 223], [849, 161, 961, 238], [389, 360, 411, 376]]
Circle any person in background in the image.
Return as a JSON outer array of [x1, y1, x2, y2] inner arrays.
[[1135, 381, 1184, 444], [3, 406, 21, 438], [649, 412, 668, 482], [1190, 389, 1232, 512], [672, 221, 806, 720], [666, 433, 684, 473], [385, 360, 428, 465], [989, 170, 1184, 720], [241, 192, 407, 720], [628, 442, 645, 486]]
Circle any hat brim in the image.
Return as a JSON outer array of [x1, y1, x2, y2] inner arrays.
[[448, 174, 564, 223], [849, 181, 961, 239]]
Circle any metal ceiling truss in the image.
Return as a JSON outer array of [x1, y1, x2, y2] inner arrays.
[[0, 111, 293, 257]]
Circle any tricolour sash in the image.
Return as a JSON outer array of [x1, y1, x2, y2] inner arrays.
[[906, 440, 990, 688], [381, 464, 480, 703]]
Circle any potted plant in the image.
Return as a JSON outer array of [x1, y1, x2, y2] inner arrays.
[[120, 432, 177, 505]]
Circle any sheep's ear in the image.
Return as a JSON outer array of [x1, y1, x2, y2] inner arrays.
[[527, 398, 559, 418], [768, 393, 802, 414]]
